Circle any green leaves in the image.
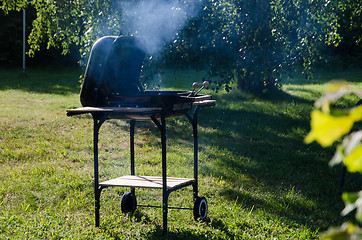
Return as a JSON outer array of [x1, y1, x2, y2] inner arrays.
[[330, 131, 362, 173], [305, 82, 362, 240], [1, 0, 27, 13], [345, 145, 362, 173], [305, 82, 362, 147], [320, 222, 362, 240], [342, 192, 362, 222], [304, 109, 356, 147]]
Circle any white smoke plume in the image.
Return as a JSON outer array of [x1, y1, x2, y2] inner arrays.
[[120, 0, 203, 55]]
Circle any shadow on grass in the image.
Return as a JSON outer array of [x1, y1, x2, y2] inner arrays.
[[166, 88, 361, 231], [143, 228, 209, 240], [0, 67, 82, 95], [103, 211, 229, 240], [282, 68, 362, 85], [71, 83, 360, 233], [142, 218, 234, 240], [99, 87, 344, 232], [5, 67, 361, 233]]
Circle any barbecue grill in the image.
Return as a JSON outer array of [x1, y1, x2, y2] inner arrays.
[[67, 35, 215, 233]]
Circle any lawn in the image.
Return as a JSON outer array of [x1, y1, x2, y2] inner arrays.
[[0, 67, 361, 239]]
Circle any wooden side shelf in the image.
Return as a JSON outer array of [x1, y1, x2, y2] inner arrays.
[[192, 99, 216, 107], [66, 107, 162, 116], [99, 175, 194, 190]]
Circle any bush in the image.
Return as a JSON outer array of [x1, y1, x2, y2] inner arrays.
[[305, 82, 362, 239]]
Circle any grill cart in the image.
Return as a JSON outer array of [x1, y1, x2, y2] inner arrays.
[[67, 36, 215, 233]]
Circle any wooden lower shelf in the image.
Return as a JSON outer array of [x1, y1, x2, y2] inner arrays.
[[99, 175, 194, 189]]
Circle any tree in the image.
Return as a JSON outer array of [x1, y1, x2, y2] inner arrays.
[[334, 0, 362, 65], [170, 0, 343, 93], [1, 0, 360, 93], [1, 0, 121, 61]]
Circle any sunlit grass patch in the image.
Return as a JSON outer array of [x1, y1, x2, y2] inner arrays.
[[0, 67, 361, 239]]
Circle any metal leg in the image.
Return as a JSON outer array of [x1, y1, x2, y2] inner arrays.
[[185, 106, 201, 200], [160, 116, 168, 234], [92, 114, 107, 227], [193, 106, 200, 199], [95, 186, 103, 227], [150, 114, 168, 234], [130, 120, 136, 195]]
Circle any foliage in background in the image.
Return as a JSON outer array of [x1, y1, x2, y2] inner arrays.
[[1, 0, 362, 93], [169, 0, 341, 93], [305, 82, 362, 239], [0, 10, 22, 65], [334, 0, 362, 65]]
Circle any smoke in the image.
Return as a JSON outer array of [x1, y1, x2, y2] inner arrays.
[[120, 0, 203, 55]]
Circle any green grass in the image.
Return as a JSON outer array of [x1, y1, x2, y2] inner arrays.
[[0, 67, 362, 239]]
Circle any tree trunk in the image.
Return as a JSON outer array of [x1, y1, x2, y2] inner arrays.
[[236, 0, 275, 93]]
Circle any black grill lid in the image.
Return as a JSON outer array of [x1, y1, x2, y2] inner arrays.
[[80, 36, 146, 107]]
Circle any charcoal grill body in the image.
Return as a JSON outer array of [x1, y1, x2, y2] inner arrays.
[[80, 36, 146, 107], [67, 36, 215, 233]]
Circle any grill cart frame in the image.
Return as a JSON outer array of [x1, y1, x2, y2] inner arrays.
[[67, 35, 215, 233], [67, 100, 215, 233]]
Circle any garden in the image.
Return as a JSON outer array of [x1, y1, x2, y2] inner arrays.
[[0, 67, 361, 239]]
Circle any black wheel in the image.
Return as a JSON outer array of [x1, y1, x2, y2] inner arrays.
[[194, 196, 207, 220], [121, 192, 137, 213]]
